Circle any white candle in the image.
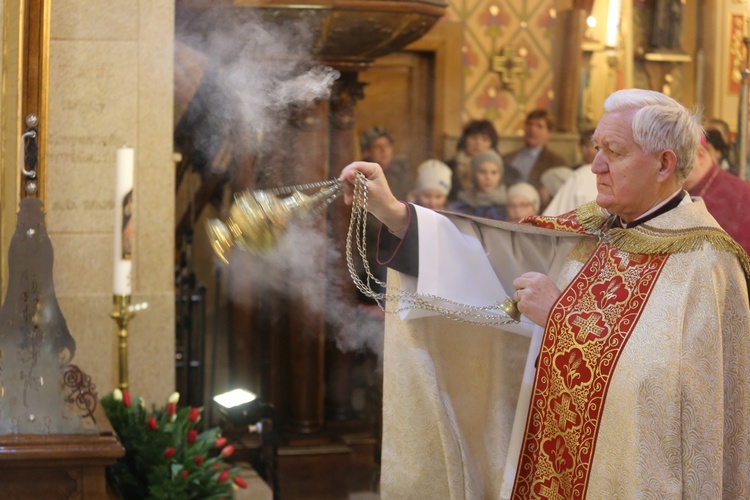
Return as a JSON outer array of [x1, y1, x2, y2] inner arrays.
[[113, 147, 134, 296]]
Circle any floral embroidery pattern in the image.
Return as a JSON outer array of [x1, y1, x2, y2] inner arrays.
[[542, 434, 574, 473], [554, 348, 592, 389], [592, 276, 629, 308], [512, 242, 668, 499]]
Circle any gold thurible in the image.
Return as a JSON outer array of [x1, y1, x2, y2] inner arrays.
[[206, 180, 344, 264], [111, 295, 135, 391]]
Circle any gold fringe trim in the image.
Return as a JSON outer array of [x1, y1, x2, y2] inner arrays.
[[574, 201, 750, 280], [575, 201, 610, 230]]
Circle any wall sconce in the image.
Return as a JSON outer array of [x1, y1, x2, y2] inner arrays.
[[585, 15, 597, 41]]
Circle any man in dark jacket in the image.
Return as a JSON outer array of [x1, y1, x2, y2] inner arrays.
[[502, 109, 568, 189]]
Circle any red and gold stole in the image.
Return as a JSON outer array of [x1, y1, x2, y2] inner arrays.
[[511, 211, 669, 499]]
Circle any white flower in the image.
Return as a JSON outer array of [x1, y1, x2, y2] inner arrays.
[[113, 388, 123, 401], [168, 392, 180, 404], [138, 397, 145, 407]]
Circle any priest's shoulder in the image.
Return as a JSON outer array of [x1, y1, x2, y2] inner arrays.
[[437, 208, 590, 239]]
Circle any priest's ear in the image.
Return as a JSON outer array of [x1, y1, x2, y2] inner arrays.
[[656, 149, 678, 183]]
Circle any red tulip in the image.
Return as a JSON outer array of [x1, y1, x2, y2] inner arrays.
[[166, 402, 176, 417], [220, 445, 235, 458], [123, 390, 132, 408], [194, 455, 204, 466], [233, 475, 248, 489], [180, 469, 189, 480], [188, 407, 201, 422], [147, 417, 157, 431], [187, 429, 197, 444], [215, 437, 227, 449], [164, 447, 176, 460], [217, 470, 230, 483]]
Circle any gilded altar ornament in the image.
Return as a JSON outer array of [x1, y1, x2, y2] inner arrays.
[[206, 179, 345, 264]]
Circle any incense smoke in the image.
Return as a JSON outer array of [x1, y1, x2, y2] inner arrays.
[[175, 11, 340, 163], [177, 11, 383, 361], [226, 220, 385, 366]]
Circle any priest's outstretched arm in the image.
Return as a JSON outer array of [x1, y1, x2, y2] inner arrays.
[[340, 162, 567, 325]]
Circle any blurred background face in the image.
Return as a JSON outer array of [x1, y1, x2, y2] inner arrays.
[[464, 133, 493, 157], [684, 144, 713, 191], [474, 161, 502, 192], [524, 118, 551, 148], [507, 195, 537, 222], [705, 142, 722, 164], [415, 189, 448, 210], [365, 136, 394, 169], [707, 121, 732, 146], [580, 139, 597, 164]]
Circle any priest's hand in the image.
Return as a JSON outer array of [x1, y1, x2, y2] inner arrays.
[[339, 161, 409, 234], [512, 272, 561, 326]]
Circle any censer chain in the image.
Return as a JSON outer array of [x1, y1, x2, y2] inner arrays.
[[345, 171, 518, 326], [259, 179, 343, 197]]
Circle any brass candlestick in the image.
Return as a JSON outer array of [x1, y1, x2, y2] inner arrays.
[[111, 295, 134, 391], [110, 295, 148, 391]]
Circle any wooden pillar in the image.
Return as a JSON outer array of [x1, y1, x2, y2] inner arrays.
[[325, 71, 364, 420], [228, 122, 262, 398], [284, 100, 330, 433], [552, 8, 586, 133], [19, 0, 51, 201]]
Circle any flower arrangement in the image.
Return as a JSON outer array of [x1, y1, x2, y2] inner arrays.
[[102, 389, 247, 499]]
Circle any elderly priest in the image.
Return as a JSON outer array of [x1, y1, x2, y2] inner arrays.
[[339, 89, 750, 499]]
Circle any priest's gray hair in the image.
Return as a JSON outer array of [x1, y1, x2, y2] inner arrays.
[[603, 89, 702, 181]]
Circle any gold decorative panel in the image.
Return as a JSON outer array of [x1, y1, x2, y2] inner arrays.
[[444, 0, 557, 133]]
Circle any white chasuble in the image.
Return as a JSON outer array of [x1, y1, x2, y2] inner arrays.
[[380, 200, 750, 499]]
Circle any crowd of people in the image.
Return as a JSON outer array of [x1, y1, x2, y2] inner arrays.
[[358, 108, 750, 254]]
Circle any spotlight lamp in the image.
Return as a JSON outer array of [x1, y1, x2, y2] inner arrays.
[[213, 388, 275, 426], [212, 388, 279, 499]]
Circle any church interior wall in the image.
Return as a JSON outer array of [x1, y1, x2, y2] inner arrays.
[[440, 0, 750, 143], [705, 0, 749, 133], [443, 0, 560, 134], [0, 0, 177, 406]]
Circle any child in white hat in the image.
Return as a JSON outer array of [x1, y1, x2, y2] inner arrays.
[[412, 159, 452, 210]]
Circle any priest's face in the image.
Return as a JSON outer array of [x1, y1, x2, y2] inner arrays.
[[591, 108, 667, 222]]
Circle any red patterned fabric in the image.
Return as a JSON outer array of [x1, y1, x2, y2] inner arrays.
[[687, 163, 750, 255], [511, 243, 668, 499], [520, 211, 590, 235]]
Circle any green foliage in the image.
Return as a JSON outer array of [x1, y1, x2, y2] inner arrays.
[[102, 390, 243, 499]]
